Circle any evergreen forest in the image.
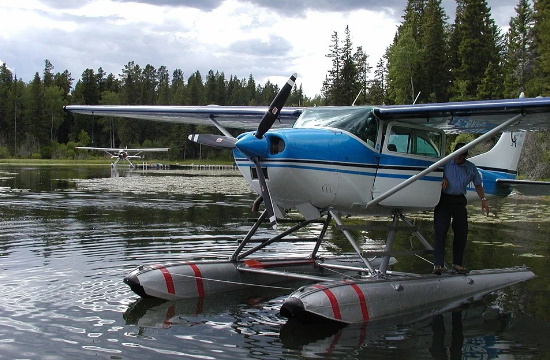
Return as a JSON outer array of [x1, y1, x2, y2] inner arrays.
[[0, 0, 549, 178]]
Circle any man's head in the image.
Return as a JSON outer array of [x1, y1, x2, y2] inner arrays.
[[453, 143, 468, 164]]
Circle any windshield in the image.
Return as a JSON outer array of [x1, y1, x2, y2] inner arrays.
[[294, 107, 378, 147]]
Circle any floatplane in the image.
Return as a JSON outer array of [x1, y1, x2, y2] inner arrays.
[[75, 146, 169, 168], [65, 73, 550, 324]]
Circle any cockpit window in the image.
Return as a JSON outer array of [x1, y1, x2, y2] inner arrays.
[[294, 107, 378, 147], [387, 125, 442, 158]]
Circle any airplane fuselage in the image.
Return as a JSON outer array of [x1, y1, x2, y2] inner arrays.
[[233, 106, 518, 219]]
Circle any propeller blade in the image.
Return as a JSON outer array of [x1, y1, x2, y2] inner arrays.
[[255, 73, 297, 139], [251, 157, 277, 227], [188, 134, 237, 149]]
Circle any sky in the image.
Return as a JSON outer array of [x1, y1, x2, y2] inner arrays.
[[0, 0, 521, 98]]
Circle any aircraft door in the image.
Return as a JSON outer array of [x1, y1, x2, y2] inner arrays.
[[372, 122, 444, 208]]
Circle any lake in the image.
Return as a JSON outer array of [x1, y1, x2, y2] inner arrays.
[[0, 164, 548, 359]]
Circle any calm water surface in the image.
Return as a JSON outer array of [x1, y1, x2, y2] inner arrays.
[[0, 165, 549, 360]]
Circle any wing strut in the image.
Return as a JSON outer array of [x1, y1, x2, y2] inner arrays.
[[208, 114, 234, 138], [366, 113, 524, 208]]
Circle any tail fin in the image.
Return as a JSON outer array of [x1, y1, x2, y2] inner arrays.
[[469, 131, 526, 176]]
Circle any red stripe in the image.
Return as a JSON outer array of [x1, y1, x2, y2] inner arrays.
[[157, 266, 175, 295], [349, 283, 369, 322], [314, 285, 341, 320], [188, 263, 205, 298], [163, 304, 175, 328], [244, 259, 265, 269]]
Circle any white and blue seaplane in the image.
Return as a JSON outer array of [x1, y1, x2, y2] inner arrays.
[[75, 146, 169, 168], [65, 74, 550, 324]]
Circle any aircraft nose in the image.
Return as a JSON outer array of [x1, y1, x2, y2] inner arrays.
[[235, 133, 270, 159]]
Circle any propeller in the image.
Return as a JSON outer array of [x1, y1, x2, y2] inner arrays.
[[255, 73, 297, 139], [187, 134, 237, 149], [188, 73, 297, 228]]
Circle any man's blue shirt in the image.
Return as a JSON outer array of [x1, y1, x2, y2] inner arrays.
[[442, 159, 482, 195]]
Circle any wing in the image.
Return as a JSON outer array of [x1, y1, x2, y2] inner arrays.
[[374, 97, 550, 133], [66, 97, 550, 134], [75, 146, 120, 152], [75, 146, 168, 152], [65, 105, 304, 130], [496, 179, 550, 196], [124, 148, 170, 152]]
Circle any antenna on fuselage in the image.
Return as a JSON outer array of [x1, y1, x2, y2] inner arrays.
[[352, 88, 364, 106], [413, 91, 421, 105]]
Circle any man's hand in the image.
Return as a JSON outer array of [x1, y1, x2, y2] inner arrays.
[[481, 199, 490, 215], [441, 177, 448, 189]]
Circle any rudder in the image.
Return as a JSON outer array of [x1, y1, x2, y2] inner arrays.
[[469, 131, 526, 175]]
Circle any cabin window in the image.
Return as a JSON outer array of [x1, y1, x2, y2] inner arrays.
[[387, 126, 441, 158]]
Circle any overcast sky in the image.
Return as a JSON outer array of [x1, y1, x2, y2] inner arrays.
[[0, 0, 520, 98]]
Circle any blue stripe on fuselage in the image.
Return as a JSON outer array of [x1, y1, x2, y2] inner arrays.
[[234, 128, 442, 182]]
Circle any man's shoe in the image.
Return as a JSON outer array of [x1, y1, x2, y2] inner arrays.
[[433, 265, 444, 275], [452, 264, 469, 274]]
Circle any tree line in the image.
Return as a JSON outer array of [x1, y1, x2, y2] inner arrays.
[[0, 0, 548, 178], [0, 60, 309, 161]]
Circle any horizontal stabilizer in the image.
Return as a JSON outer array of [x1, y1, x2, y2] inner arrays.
[[187, 134, 237, 148], [497, 179, 550, 196]]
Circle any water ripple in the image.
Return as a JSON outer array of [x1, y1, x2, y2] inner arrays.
[[0, 166, 549, 360]]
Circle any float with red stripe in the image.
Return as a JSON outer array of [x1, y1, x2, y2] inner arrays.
[[124, 256, 392, 301], [280, 267, 534, 324]]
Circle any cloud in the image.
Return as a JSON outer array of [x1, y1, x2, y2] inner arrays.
[[0, 0, 521, 97]]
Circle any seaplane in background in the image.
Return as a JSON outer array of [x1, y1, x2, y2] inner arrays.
[[75, 146, 169, 168], [65, 73, 550, 324]]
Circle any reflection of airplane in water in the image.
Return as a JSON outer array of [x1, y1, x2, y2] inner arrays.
[[124, 293, 535, 359], [75, 146, 169, 168], [66, 73, 550, 324]]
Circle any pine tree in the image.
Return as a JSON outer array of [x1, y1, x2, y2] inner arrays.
[[477, 61, 504, 99], [386, 0, 449, 104], [120, 61, 142, 105], [352, 46, 370, 105], [339, 26, 360, 105], [246, 74, 256, 105], [366, 58, 387, 104], [450, 0, 503, 100], [0, 63, 15, 155], [43, 59, 54, 88], [141, 64, 158, 105], [420, 0, 450, 102], [386, 23, 422, 104], [530, 0, 550, 95], [322, 30, 341, 104], [74, 69, 100, 105], [504, 0, 535, 97], [24, 73, 48, 150], [187, 71, 205, 105], [322, 26, 368, 105], [170, 69, 186, 105], [157, 66, 170, 105]]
